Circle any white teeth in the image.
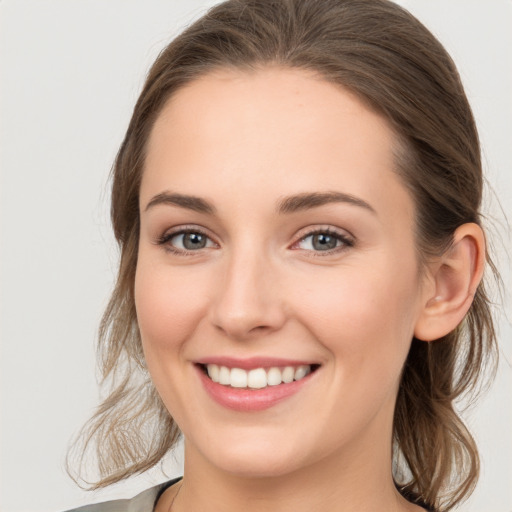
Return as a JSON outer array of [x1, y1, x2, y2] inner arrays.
[[208, 364, 220, 383], [266, 367, 282, 386], [218, 366, 231, 385], [247, 368, 267, 389], [294, 365, 310, 380], [282, 366, 295, 383], [205, 364, 314, 388], [230, 368, 247, 388]]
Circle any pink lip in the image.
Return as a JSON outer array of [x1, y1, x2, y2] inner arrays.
[[195, 363, 317, 412], [195, 356, 317, 370]]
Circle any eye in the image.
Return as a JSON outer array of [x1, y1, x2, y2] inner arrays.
[[157, 228, 217, 254], [294, 229, 354, 253]]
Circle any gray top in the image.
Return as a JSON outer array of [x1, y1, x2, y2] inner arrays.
[[63, 478, 180, 512]]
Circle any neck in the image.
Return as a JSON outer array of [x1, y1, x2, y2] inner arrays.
[[171, 427, 421, 512]]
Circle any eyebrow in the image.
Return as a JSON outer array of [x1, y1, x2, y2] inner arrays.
[[144, 192, 216, 214], [144, 190, 376, 216], [277, 191, 376, 215]]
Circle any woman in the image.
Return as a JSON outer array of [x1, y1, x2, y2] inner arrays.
[[66, 0, 500, 511]]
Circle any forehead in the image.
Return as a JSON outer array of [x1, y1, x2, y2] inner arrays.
[[142, 67, 413, 226], [147, 67, 396, 168]]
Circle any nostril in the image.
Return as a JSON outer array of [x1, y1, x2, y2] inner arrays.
[[250, 325, 271, 333]]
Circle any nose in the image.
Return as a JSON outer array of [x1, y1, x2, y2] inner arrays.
[[210, 247, 287, 341]]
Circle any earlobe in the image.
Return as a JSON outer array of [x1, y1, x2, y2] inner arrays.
[[414, 223, 485, 342]]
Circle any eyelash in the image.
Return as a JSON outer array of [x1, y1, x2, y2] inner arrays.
[[156, 226, 215, 256], [293, 228, 354, 257], [156, 226, 354, 257]]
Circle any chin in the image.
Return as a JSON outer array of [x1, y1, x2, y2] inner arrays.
[[218, 455, 303, 479], [192, 433, 310, 479]]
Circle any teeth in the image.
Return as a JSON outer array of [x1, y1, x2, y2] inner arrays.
[[219, 366, 230, 385], [266, 367, 282, 386], [205, 364, 312, 389], [208, 364, 220, 383], [247, 368, 267, 389], [282, 366, 295, 383], [294, 365, 310, 380], [230, 368, 247, 388]]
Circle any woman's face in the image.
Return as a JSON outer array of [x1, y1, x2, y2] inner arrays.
[[135, 68, 431, 477]]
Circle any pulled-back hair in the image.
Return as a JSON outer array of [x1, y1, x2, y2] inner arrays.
[[68, 1, 499, 510]]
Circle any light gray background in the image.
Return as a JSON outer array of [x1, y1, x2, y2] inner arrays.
[[1, 1, 511, 511]]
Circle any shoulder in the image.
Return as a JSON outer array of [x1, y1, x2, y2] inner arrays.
[[62, 478, 181, 512]]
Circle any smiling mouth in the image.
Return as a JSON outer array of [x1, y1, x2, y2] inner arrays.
[[198, 363, 320, 389]]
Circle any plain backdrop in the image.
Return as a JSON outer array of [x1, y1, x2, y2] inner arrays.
[[1, 1, 511, 511]]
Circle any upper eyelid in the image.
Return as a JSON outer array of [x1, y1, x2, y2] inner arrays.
[[156, 227, 218, 255], [156, 224, 354, 248], [159, 225, 217, 241], [293, 230, 353, 247], [293, 225, 354, 242]]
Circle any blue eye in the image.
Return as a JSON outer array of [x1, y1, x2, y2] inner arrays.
[[172, 232, 209, 250], [296, 230, 353, 252], [158, 229, 216, 253]]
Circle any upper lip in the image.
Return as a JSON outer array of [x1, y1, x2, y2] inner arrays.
[[194, 356, 319, 370]]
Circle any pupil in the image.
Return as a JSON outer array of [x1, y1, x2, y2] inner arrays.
[[313, 233, 337, 251], [183, 233, 206, 250]]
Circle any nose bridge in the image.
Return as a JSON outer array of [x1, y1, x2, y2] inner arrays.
[[211, 240, 285, 339]]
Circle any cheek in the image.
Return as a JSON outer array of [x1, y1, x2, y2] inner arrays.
[[293, 262, 419, 369], [134, 258, 211, 358]]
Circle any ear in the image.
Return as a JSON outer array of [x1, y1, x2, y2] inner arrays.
[[414, 223, 486, 342]]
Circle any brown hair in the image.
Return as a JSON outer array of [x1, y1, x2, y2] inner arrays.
[[68, 1, 499, 510]]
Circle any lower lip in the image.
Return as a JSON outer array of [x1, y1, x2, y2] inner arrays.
[[196, 366, 315, 412]]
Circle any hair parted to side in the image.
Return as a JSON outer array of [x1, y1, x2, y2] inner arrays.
[[67, 1, 499, 510]]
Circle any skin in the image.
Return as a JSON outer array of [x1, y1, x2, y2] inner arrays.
[[135, 67, 483, 512]]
